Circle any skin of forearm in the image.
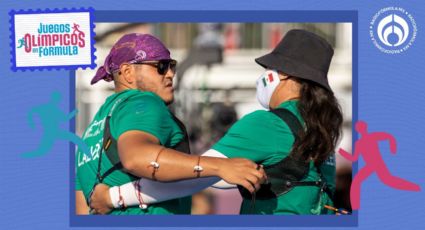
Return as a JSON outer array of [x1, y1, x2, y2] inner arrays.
[[118, 131, 224, 181], [76, 191, 89, 215]]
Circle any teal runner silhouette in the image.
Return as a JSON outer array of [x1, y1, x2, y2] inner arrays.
[[22, 92, 90, 158], [17, 38, 27, 48]]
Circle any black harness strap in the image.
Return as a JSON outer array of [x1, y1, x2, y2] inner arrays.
[[96, 115, 123, 182], [238, 108, 331, 212], [271, 110, 334, 202], [270, 109, 303, 140], [87, 97, 131, 205]]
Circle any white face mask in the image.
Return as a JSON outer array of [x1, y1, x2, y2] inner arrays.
[[256, 69, 280, 109]]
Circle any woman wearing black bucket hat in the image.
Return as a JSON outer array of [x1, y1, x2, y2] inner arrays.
[[230, 29, 344, 214], [90, 29, 343, 215]]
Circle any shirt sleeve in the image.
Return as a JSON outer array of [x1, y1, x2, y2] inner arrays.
[[212, 110, 295, 165], [111, 93, 175, 145]]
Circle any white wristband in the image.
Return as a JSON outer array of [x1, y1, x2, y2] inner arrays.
[[109, 186, 121, 209], [111, 183, 142, 209]]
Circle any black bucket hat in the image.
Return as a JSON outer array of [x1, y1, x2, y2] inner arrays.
[[255, 29, 334, 91]]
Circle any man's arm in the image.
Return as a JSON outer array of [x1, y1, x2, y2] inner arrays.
[[118, 130, 263, 186], [89, 150, 237, 214]]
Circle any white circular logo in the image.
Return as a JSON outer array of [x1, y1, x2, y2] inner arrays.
[[370, 7, 417, 54], [135, 50, 147, 60]]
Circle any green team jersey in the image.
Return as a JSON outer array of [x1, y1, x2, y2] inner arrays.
[[213, 100, 335, 215], [76, 89, 191, 215]]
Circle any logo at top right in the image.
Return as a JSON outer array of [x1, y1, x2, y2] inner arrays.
[[370, 7, 417, 54]]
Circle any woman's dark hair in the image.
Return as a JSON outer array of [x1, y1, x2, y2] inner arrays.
[[291, 78, 343, 166]]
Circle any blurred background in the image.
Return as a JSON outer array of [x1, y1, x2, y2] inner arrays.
[[76, 22, 353, 214]]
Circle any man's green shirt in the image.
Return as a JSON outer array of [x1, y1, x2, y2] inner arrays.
[[76, 89, 191, 214]]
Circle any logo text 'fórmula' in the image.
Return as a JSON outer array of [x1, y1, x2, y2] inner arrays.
[[10, 8, 96, 71]]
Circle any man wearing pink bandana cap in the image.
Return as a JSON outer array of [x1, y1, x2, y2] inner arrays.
[[91, 34, 173, 85], [75, 33, 266, 215]]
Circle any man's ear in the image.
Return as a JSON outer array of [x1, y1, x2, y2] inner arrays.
[[119, 63, 134, 84]]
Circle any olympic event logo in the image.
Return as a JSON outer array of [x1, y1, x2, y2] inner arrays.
[[370, 7, 417, 54], [10, 8, 96, 71]]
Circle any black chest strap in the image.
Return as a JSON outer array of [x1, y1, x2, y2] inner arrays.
[[270, 108, 303, 139], [238, 108, 327, 201]]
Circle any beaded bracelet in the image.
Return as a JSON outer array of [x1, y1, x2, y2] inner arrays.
[[133, 180, 148, 209], [149, 147, 166, 181], [193, 156, 203, 178], [117, 186, 126, 210]]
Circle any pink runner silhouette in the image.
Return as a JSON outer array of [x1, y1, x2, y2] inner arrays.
[[338, 121, 420, 210], [72, 23, 84, 35]]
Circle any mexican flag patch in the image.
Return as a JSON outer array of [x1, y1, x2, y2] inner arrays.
[[262, 71, 277, 87]]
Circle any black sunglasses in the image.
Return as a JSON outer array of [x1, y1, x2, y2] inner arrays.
[[133, 59, 177, 75]]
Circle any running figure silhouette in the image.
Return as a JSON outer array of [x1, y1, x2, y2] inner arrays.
[[22, 92, 89, 158], [338, 121, 421, 210]]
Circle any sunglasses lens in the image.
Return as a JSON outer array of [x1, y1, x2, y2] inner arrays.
[[157, 60, 177, 75], [169, 61, 177, 73], [157, 61, 167, 75]]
